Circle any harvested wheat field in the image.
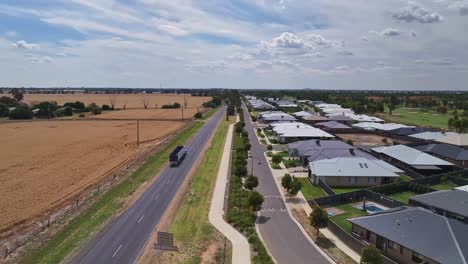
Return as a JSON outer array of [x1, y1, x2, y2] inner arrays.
[[0, 120, 186, 230], [11, 93, 211, 109], [90, 108, 204, 120]]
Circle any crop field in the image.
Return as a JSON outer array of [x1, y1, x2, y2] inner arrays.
[[0, 119, 186, 230], [7, 93, 211, 109], [90, 108, 203, 120]]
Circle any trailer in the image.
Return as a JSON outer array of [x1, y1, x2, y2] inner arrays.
[[169, 146, 187, 166]]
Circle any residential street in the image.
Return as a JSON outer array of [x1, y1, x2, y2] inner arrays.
[[242, 104, 331, 264]]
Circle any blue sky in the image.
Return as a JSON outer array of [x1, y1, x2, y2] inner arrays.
[[0, 0, 467, 90]]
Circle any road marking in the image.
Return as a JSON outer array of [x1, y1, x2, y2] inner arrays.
[[137, 214, 145, 224], [154, 194, 160, 201], [165, 179, 171, 185], [112, 244, 123, 258]]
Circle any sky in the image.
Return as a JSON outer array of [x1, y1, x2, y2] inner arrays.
[[0, 0, 467, 90]]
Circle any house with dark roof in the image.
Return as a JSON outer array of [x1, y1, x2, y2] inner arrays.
[[327, 114, 355, 125], [415, 143, 468, 168], [387, 127, 436, 136], [288, 139, 377, 166], [350, 206, 468, 264], [315, 121, 350, 129], [308, 157, 402, 186], [409, 190, 468, 224], [301, 114, 329, 124]]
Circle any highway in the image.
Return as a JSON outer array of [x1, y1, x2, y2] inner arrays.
[[70, 108, 225, 264], [242, 103, 330, 264]]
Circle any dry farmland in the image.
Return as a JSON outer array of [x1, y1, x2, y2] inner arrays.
[[90, 108, 203, 120], [12, 93, 211, 109], [0, 120, 186, 230]]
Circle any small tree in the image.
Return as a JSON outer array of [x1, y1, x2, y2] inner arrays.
[[9, 88, 24, 102], [281, 173, 292, 191], [272, 154, 283, 164], [244, 176, 259, 190], [235, 164, 247, 177], [346, 139, 354, 145], [9, 105, 33, 119], [288, 178, 302, 198], [309, 206, 328, 237], [267, 144, 273, 151], [34, 101, 58, 119], [194, 112, 203, 119], [0, 103, 10, 117], [87, 103, 102, 115], [361, 245, 383, 264], [248, 191, 264, 213], [101, 104, 112, 111]]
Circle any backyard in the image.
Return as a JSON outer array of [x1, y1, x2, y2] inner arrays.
[[387, 191, 418, 204], [429, 180, 460, 190], [297, 178, 327, 200], [332, 187, 365, 194], [329, 204, 367, 234]]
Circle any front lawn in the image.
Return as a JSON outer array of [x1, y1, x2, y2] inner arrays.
[[283, 159, 301, 168], [330, 204, 367, 234], [297, 178, 327, 200], [387, 191, 418, 204]]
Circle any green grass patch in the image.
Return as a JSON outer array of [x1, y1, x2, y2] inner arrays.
[[260, 139, 267, 145], [379, 106, 463, 129], [282, 159, 301, 168], [332, 187, 365, 194], [270, 162, 281, 169], [330, 204, 367, 234], [387, 191, 418, 204], [430, 180, 459, 190], [170, 118, 231, 263], [276, 151, 289, 158], [297, 178, 326, 200], [23, 121, 206, 264], [202, 107, 219, 120], [399, 174, 413, 182]]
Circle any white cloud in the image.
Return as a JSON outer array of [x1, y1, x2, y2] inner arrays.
[[449, 1, 468, 16], [307, 34, 334, 47], [336, 50, 354, 56], [157, 24, 189, 36], [27, 56, 55, 63], [12, 40, 40, 50], [380, 27, 402, 36], [392, 2, 442, 23]]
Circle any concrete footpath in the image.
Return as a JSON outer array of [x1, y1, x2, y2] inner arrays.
[[208, 120, 251, 264]]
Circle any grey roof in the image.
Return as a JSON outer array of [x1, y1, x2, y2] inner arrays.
[[415, 143, 468, 161], [387, 127, 436, 136], [410, 131, 459, 141], [301, 115, 328, 121], [371, 145, 454, 166], [409, 190, 468, 218], [327, 115, 353, 122], [288, 139, 376, 162], [349, 206, 468, 264], [309, 157, 400, 177], [315, 121, 350, 129]]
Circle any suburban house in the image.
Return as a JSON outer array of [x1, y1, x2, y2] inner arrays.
[[340, 113, 384, 123], [456, 185, 468, 192], [315, 121, 351, 129], [350, 206, 468, 264], [371, 145, 454, 175], [275, 99, 297, 108], [436, 133, 468, 147], [301, 114, 329, 124], [327, 114, 355, 125], [409, 131, 458, 141], [288, 139, 377, 166], [352, 122, 413, 131], [292, 110, 313, 118], [247, 98, 276, 110], [387, 127, 436, 136], [415, 143, 468, 168], [308, 157, 402, 186], [257, 111, 297, 123], [268, 122, 335, 143], [409, 190, 468, 224]]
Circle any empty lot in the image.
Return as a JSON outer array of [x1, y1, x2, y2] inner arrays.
[[0, 120, 186, 230], [336, 133, 411, 146]]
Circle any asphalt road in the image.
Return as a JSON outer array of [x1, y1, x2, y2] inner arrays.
[[70, 108, 225, 264], [243, 104, 330, 264]]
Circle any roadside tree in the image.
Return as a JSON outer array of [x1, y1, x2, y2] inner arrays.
[[309, 206, 328, 237], [248, 191, 264, 213], [244, 176, 259, 190]]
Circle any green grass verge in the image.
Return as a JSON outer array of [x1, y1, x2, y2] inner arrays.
[[282, 159, 301, 168], [387, 191, 417, 204], [330, 204, 367, 234], [332, 187, 366, 194], [297, 178, 326, 200], [379, 106, 462, 129], [170, 117, 231, 263], [260, 139, 267, 145], [430, 180, 459, 190], [270, 162, 281, 169], [203, 107, 219, 120], [23, 121, 206, 264]]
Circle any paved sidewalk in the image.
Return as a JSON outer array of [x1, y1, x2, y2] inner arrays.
[[208, 120, 251, 264]]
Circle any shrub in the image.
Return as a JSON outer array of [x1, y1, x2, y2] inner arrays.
[[64, 101, 86, 111], [241, 131, 248, 138], [361, 245, 383, 264], [271, 154, 283, 164], [101, 104, 112, 111], [55, 106, 73, 117], [252, 116, 257, 122], [382, 138, 388, 143], [194, 112, 203, 119], [244, 176, 259, 190], [346, 139, 354, 145], [33, 101, 58, 118], [161, 102, 181, 109], [244, 143, 251, 151], [87, 103, 102, 115], [9, 105, 33, 119], [0, 103, 9, 117], [267, 145, 273, 151], [235, 165, 247, 177], [78, 113, 86, 118]]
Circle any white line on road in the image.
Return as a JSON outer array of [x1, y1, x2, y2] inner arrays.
[[137, 214, 145, 224], [154, 194, 160, 201], [112, 244, 123, 258]]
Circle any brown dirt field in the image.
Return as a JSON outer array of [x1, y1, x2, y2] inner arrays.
[[0, 120, 186, 230], [90, 108, 203, 120], [336, 133, 410, 146], [4, 93, 211, 109]]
